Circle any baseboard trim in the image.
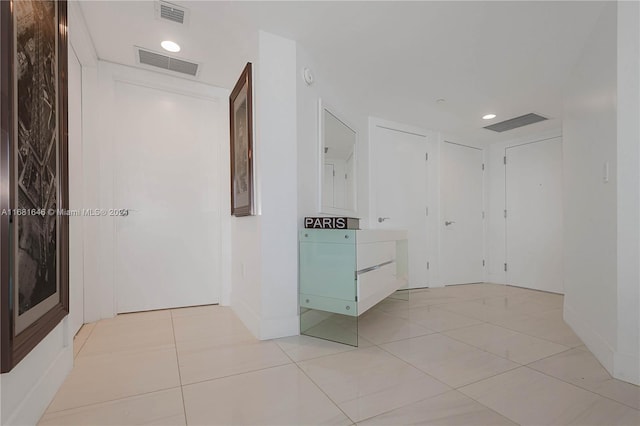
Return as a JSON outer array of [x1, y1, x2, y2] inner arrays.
[[564, 303, 615, 374], [230, 297, 262, 339], [259, 314, 299, 340], [3, 324, 73, 426], [614, 350, 640, 385]]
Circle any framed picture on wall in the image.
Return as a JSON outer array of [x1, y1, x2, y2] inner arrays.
[[1, 0, 70, 373], [229, 62, 254, 217]]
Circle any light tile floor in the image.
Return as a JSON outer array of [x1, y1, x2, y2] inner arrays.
[[39, 284, 639, 425]]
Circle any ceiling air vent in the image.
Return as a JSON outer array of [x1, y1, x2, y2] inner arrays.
[[137, 48, 200, 77], [155, 1, 188, 25], [484, 113, 548, 132]]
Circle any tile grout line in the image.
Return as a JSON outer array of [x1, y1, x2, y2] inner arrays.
[[350, 338, 460, 423], [276, 342, 356, 424], [73, 322, 97, 358], [522, 363, 640, 412], [42, 386, 185, 417], [438, 323, 570, 365], [371, 327, 527, 424], [410, 298, 581, 350], [169, 310, 189, 426], [374, 329, 522, 391], [179, 359, 293, 389]]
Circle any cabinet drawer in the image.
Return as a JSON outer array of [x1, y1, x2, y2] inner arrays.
[[356, 241, 396, 271], [357, 262, 401, 315]]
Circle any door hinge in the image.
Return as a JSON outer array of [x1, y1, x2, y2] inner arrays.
[[504, 156, 507, 165], [426, 206, 429, 216], [427, 261, 430, 270], [345, 173, 348, 179], [482, 211, 485, 219], [333, 170, 335, 177], [504, 263, 508, 272], [504, 209, 507, 218], [425, 152, 429, 161], [483, 260, 485, 267], [482, 163, 485, 171]]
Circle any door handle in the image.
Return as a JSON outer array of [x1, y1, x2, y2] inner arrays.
[[378, 217, 390, 223], [445, 221, 455, 226]]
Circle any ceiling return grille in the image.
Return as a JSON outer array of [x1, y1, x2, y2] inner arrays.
[[137, 48, 199, 77], [156, 1, 188, 25], [484, 113, 548, 132]]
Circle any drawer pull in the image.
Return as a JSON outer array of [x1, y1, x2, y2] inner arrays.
[[357, 260, 394, 275]]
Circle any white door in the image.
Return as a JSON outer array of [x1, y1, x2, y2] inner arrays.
[[114, 82, 223, 313], [371, 125, 429, 288], [68, 48, 83, 335], [441, 142, 484, 285], [506, 138, 563, 293]]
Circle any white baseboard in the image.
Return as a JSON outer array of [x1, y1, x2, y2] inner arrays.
[[564, 303, 615, 374], [230, 297, 262, 339], [260, 314, 299, 340], [2, 323, 73, 426], [231, 297, 298, 340], [614, 350, 640, 385]]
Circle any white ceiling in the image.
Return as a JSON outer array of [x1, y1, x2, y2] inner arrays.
[[80, 1, 608, 145]]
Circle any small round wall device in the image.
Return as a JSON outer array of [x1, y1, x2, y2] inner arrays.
[[302, 67, 314, 85]]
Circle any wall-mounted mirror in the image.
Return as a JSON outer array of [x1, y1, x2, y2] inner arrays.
[[319, 100, 357, 215]]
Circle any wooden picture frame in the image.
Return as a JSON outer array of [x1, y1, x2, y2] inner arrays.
[[1, 0, 69, 373], [229, 62, 254, 217]]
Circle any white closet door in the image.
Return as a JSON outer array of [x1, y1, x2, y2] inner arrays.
[[371, 125, 429, 288], [506, 138, 563, 293], [441, 142, 485, 285], [114, 82, 223, 313]]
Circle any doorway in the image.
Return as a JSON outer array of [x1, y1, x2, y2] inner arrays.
[[505, 137, 563, 293], [440, 141, 485, 285], [370, 122, 431, 288], [113, 81, 224, 313]]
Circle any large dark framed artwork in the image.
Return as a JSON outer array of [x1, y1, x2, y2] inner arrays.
[[229, 62, 254, 217], [1, 0, 69, 373]]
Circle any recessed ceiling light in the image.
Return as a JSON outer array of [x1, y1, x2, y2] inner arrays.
[[483, 113, 497, 120], [161, 40, 181, 53]]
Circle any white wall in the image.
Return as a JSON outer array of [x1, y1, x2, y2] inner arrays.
[[296, 44, 369, 225], [230, 31, 298, 339], [0, 4, 92, 424], [614, 0, 640, 385], [563, 1, 618, 374], [563, 1, 639, 385], [485, 129, 563, 285]]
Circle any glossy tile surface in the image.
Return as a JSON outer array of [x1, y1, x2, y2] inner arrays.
[[382, 334, 520, 387], [43, 284, 638, 425], [444, 323, 569, 364], [299, 347, 451, 422], [529, 348, 640, 409], [40, 388, 185, 426], [183, 364, 351, 425], [359, 390, 517, 425], [460, 367, 605, 425]]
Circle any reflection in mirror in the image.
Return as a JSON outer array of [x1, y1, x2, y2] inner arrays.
[[320, 102, 357, 214]]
